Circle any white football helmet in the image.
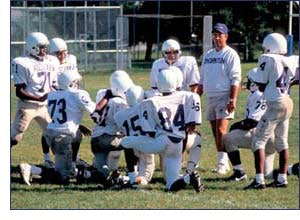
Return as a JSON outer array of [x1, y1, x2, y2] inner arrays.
[[162, 39, 181, 54], [156, 69, 178, 93], [162, 39, 181, 64], [25, 32, 49, 58], [126, 85, 145, 107], [49, 38, 68, 54], [262, 33, 287, 54], [110, 70, 134, 98], [58, 71, 82, 91], [246, 68, 258, 92], [168, 66, 183, 90]]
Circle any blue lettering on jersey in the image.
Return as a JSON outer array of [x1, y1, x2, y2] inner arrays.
[[204, 58, 225, 64]]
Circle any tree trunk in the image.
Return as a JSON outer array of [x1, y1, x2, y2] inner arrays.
[[145, 41, 153, 61]]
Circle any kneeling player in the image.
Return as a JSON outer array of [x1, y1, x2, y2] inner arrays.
[[223, 68, 276, 182], [19, 71, 95, 185], [114, 85, 156, 186], [90, 71, 137, 187], [120, 68, 204, 192]]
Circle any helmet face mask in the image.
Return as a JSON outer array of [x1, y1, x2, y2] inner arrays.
[[262, 33, 287, 55], [246, 78, 258, 92], [162, 39, 181, 64], [25, 32, 49, 59], [58, 71, 82, 91], [50, 38, 68, 63]]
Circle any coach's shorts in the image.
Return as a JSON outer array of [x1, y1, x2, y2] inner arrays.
[[11, 100, 51, 142], [252, 96, 293, 152], [206, 94, 234, 121]]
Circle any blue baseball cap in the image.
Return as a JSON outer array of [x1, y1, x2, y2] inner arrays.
[[212, 23, 228, 34]]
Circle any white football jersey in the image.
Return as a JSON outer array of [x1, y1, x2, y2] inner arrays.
[[150, 56, 200, 91], [57, 54, 78, 74], [114, 100, 156, 137], [11, 55, 59, 105], [144, 89, 161, 99], [145, 91, 202, 139], [288, 55, 299, 83], [92, 97, 128, 137], [47, 89, 96, 136], [245, 90, 267, 121], [199, 46, 241, 97], [255, 54, 297, 101]]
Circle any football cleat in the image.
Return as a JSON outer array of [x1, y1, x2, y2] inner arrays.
[[244, 180, 266, 190], [266, 180, 288, 188], [44, 160, 54, 169], [19, 163, 32, 185], [189, 171, 205, 193], [169, 178, 187, 192], [291, 163, 299, 178], [226, 169, 247, 181], [76, 165, 91, 184], [107, 170, 129, 186]]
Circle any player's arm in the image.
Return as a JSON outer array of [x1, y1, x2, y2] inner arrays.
[[95, 89, 114, 111], [190, 84, 199, 93], [90, 89, 114, 122], [197, 84, 203, 96], [15, 84, 47, 102], [150, 62, 159, 89]]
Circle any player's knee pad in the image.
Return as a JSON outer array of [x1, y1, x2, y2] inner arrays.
[[274, 137, 288, 152], [251, 136, 266, 152]]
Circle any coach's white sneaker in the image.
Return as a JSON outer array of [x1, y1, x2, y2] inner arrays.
[[20, 163, 32, 186]]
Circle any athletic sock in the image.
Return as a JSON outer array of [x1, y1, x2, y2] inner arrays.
[[255, 173, 265, 184]]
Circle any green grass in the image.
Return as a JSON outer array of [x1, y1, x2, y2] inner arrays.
[[10, 63, 299, 209]]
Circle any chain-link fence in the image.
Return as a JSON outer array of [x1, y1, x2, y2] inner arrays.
[[11, 6, 131, 72]]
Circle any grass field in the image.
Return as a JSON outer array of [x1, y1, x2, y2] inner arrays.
[[10, 63, 299, 209]]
